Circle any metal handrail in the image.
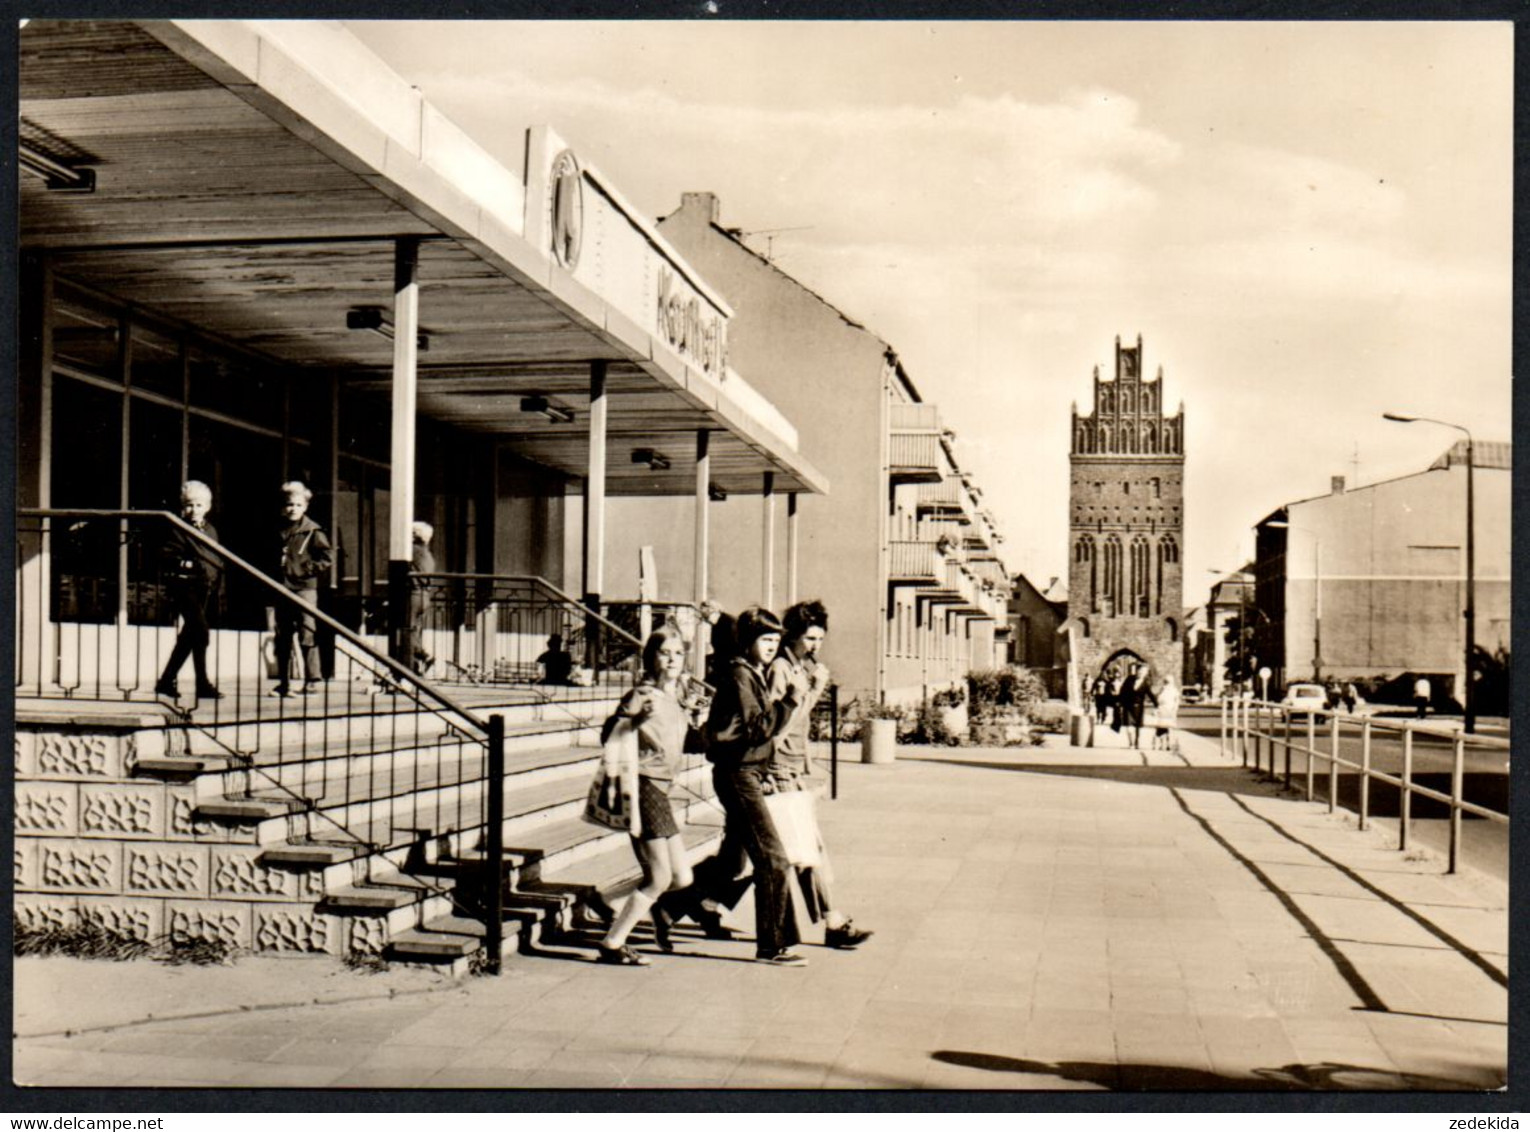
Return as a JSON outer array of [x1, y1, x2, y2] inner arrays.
[[21, 509, 491, 734], [1219, 696, 1508, 873], [17, 508, 510, 969], [417, 571, 643, 651]]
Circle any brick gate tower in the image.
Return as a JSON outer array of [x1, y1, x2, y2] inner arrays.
[[1066, 334, 1185, 684]]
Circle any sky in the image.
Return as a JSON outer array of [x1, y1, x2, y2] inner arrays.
[[350, 19, 1513, 605]]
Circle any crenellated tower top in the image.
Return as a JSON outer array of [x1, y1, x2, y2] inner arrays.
[[1071, 334, 1183, 458]]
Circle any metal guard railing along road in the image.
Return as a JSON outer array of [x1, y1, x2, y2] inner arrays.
[[1218, 696, 1509, 875], [16, 509, 520, 970]]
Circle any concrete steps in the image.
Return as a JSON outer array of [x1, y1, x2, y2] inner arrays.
[[17, 684, 728, 971]]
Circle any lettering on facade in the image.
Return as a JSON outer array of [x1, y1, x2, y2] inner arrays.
[[549, 148, 583, 270], [656, 265, 727, 379]]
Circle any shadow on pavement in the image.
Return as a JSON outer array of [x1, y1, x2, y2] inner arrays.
[[900, 756, 1288, 799], [931, 1050, 1491, 1091]]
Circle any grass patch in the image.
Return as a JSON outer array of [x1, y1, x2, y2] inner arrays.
[[15, 921, 241, 965]]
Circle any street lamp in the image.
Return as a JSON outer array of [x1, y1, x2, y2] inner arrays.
[[1265, 520, 1320, 682], [1384, 412, 1475, 734]]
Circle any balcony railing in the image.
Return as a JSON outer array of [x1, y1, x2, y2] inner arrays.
[[888, 540, 942, 584], [888, 433, 944, 485], [915, 478, 971, 520], [889, 402, 942, 432]]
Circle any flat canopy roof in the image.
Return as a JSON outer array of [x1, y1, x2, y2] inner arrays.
[[19, 19, 827, 498]]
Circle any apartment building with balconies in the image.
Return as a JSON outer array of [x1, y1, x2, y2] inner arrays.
[[602, 192, 1011, 705]]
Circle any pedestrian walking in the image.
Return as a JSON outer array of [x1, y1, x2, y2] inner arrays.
[[408, 521, 435, 675], [154, 481, 224, 703], [271, 481, 332, 698], [1342, 681, 1359, 714], [1151, 674, 1180, 751], [1108, 669, 1126, 732], [595, 625, 703, 967], [766, 600, 872, 950], [1120, 663, 1157, 750], [684, 606, 808, 966], [1413, 675, 1432, 719], [1091, 674, 1110, 724]]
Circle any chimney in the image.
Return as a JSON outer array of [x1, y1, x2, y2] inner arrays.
[[681, 192, 720, 224], [1331, 475, 1346, 495]]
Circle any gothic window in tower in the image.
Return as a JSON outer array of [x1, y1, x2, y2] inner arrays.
[[1119, 424, 1132, 452], [1075, 535, 1098, 613], [1151, 477, 1161, 498], [1156, 534, 1179, 616], [1123, 389, 1135, 414], [1102, 535, 1123, 617], [1130, 535, 1151, 618], [1142, 422, 1156, 452]]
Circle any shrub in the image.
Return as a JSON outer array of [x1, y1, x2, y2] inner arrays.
[[904, 701, 961, 746], [968, 667, 1046, 713], [1026, 701, 1072, 734], [930, 686, 966, 709]]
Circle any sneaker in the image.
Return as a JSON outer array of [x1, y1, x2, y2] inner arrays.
[[824, 921, 874, 950], [194, 685, 224, 700], [596, 944, 650, 967], [269, 686, 292, 698], [153, 681, 179, 699], [755, 950, 808, 967], [297, 681, 321, 696]]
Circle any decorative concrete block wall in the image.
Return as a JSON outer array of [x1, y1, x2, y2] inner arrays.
[[14, 722, 378, 956]]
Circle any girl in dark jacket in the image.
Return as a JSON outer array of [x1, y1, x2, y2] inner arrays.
[[699, 607, 808, 966]]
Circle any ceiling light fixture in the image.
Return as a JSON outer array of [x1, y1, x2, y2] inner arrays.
[[346, 307, 429, 351], [520, 395, 575, 424], [631, 449, 671, 472], [19, 141, 94, 193]]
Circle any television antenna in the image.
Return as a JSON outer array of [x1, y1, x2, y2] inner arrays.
[[732, 225, 814, 261]]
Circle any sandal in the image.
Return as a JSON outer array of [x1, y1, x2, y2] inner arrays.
[[596, 944, 650, 967]]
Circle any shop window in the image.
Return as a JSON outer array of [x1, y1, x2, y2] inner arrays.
[[49, 376, 122, 623], [52, 289, 121, 379], [189, 415, 284, 630], [339, 385, 392, 464], [130, 324, 182, 400], [190, 348, 284, 433]]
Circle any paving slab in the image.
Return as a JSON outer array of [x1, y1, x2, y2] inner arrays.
[[13, 729, 1508, 1093]]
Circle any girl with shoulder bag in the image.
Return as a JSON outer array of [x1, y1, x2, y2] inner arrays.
[[594, 624, 700, 966]]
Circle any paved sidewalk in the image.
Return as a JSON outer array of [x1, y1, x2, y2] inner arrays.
[[14, 728, 1508, 1091]]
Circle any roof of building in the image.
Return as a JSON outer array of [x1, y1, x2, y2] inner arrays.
[[1431, 438, 1511, 471], [1260, 439, 1511, 522]]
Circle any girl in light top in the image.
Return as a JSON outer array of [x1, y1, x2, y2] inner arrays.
[[596, 624, 702, 966]]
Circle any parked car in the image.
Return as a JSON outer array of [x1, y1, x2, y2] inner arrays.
[[1181, 685, 1205, 704], [1281, 682, 1328, 716]]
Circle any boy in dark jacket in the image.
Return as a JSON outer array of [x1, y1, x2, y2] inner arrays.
[[272, 481, 333, 697], [154, 481, 224, 702]]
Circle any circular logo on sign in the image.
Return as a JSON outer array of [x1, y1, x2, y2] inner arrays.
[[550, 149, 583, 270]]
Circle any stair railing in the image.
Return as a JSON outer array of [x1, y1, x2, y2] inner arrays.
[[16, 508, 514, 971], [410, 571, 646, 707]]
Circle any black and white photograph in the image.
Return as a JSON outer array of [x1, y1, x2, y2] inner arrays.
[[10, 14, 1513, 1100]]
